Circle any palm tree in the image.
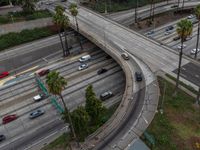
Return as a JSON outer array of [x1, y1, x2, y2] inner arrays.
[[17, 0, 36, 13], [69, 3, 83, 51], [194, 4, 200, 59], [53, 5, 70, 57], [46, 71, 76, 139], [174, 19, 193, 96]]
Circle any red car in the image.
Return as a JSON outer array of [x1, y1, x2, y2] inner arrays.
[[2, 114, 18, 124], [37, 69, 50, 77], [0, 72, 9, 79]]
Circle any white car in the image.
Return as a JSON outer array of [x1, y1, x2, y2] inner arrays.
[[78, 64, 88, 71], [177, 44, 186, 49], [187, 14, 195, 19], [190, 48, 200, 54]]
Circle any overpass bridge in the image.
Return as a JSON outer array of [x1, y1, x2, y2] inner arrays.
[[49, 1, 198, 149]]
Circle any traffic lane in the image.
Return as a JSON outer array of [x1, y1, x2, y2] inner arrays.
[[0, 51, 107, 101], [0, 118, 65, 150], [173, 62, 200, 87], [94, 85, 146, 150], [0, 102, 59, 140], [0, 65, 125, 140], [1, 42, 62, 72], [0, 71, 125, 149], [65, 72, 125, 110], [0, 61, 119, 118]]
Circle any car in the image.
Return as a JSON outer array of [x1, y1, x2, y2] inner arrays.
[[190, 48, 200, 54], [183, 36, 192, 41], [0, 72, 9, 79], [79, 55, 91, 62], [100, 91, 113, 101], [165, 31, 172, 35], [38, 69, 50, 77], [171, 5, 178, 8], [135, 72, 142, 82], [145, 30, 154, 37], [191, 18, 198, 24], [165, 25, 174, 32], [78, 64, 88, 71], [187, 14, 195, 19], [177, 44, 186, 49], [29, 109, 45, 119], [97, 68, 108, 75], [121, 53, 129, 60], [33, 93, 46, 102], [0, 135, 5, 142], [2, 114, 18, 124], [106, 55, 111, 59], [173, 36, 180, 41]]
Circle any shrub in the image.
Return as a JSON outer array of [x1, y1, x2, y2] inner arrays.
[[0, 26, 56, 51]]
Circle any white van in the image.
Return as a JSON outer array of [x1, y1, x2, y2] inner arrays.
[[79, 55, 91, 62]]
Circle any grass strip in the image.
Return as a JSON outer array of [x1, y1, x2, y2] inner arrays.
[[143, 77, 200, 150]]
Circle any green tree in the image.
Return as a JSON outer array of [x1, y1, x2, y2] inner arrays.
[[194, 4, 200, 59], [53, 5, 70, 57], [71, 106, 90, 141], [85, 85, 106, 125], [174, 19, 193, 96], [17, 0, 37, 13], [46, 71, 76, 139], [69, 3, 83, 51]]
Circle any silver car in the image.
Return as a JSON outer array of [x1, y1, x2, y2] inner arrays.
[[78, 64, 88, 71], [29, 109, 45, 119]]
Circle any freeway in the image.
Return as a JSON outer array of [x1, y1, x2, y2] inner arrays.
[[106, 0, 200, 26], [144, 15, 200, 86], [0, 49, 126, 149]]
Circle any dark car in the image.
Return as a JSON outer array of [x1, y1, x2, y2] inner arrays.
[[97, 68, 108, 75], [100, 91, 113, 101], [38, 69, 50, 77], [29, 109, 45, 119], [0, 135, 5, 142], [106, 55, 111, 59], [0, 72, 9, 79], [173, 36, 180, 41], [171, 5, 178, 8], [2, 114, 18, 124], [165, 25, 174, 31], [135, 72, 142, 82]]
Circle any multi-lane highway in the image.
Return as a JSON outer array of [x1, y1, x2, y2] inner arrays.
[[0, 48, 126, 150]]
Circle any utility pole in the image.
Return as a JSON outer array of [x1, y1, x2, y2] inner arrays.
[[134, 0, 138, 23]]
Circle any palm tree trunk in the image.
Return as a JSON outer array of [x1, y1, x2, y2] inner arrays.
[[195, 21, 200, 59], [59, 94, 76, 139], [64, 29, 70, 56], [182, 0, 185, 10], [58, 28, 66, 57], [149, 0, 153, 20], [135, 0, 138, 23], [152, 0, 155, 22], [75, 17, 83, 51], [174, 39, 184, 96]]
